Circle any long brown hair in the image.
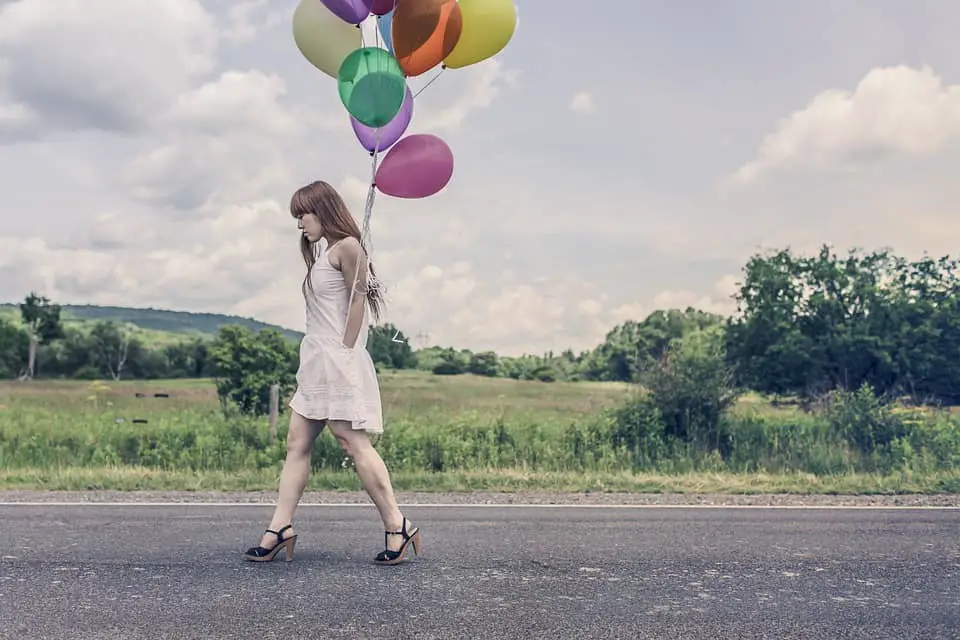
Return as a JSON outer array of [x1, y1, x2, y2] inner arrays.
[[289, 180, 384, 322]]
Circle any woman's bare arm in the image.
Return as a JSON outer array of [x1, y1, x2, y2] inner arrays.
[[336, 237, 368, 349]]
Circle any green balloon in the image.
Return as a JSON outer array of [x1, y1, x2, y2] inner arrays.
[[337, 47, 407, 129]]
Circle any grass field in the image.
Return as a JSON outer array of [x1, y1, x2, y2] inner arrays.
[[1, 371, 958, 494]]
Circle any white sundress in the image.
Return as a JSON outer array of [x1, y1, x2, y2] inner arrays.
[[288, 238, 383, 433]]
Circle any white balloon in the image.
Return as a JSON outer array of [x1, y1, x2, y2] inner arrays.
[[292, 0, 362, 79]]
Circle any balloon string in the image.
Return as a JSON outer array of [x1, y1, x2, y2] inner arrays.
[[361, 128, 384, 302], [362, 130, 380, 247], [349, 15, 385, 304], [414, 67, 446, 98], [359, 13, 376, 265]]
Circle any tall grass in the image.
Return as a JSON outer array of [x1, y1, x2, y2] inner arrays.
[[1, 373, 958, 492], [0, 374, 631, 475]]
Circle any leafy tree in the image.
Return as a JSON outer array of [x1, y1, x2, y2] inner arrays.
[[413, 346, 447, 372], [641, 309, 725, 356], [19, 292, 64, 380], [210, 325, 298, 416], [367, 323, 417, 369], [725, 245, 960, 403], [153, 338, 212, 378], [432, 349, 466, 375], [552, 348, 586, 381], [498, 356, 525, 380], [584, 321, 646, 381], [42, 326, 91, 377], [88, 321, 133, 381], [582, 309, 727, 382], [0, 319, 29, 379], [530, 364, 557, 382], [886, 255, 960, 403], [467, 351, 499, 377], [500, 354, 546, 380]]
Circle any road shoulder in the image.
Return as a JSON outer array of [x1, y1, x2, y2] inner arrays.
[[0, 489, 957, 507]]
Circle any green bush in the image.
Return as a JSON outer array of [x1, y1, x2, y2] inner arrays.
[[820, 384, 909, 454], [210, 326, 297, 416], [638, 326, 742, 455], [603, 378, 960, 476]]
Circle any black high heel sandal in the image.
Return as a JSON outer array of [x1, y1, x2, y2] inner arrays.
[[375, 517, 421, 565], [244, 524, 297, 563]]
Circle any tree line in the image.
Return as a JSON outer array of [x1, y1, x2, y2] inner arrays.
[[4, 244, 959, 406], [584, 246, 960, 406], [0, 293, 214, 381]]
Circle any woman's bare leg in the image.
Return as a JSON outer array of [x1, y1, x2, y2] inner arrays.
[[258, 411, 324, 547], [326, 420, 408, 551]]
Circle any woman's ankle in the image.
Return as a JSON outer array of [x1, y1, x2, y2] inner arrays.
[[265, 523, 294, 537], [384, 513, 405, 531]]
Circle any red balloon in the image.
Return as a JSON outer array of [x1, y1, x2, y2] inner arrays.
[[371, 0, 395, 15]]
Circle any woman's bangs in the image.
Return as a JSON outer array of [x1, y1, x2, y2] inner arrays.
[[290, 190, 310, 217]]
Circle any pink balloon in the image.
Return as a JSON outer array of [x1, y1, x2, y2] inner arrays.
[[375, 134, 454, 199], [370, 0, 395, 16]]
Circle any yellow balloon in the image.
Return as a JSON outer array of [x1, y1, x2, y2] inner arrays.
[[443, 0, 517, 69], [292, 0, 362, 79]]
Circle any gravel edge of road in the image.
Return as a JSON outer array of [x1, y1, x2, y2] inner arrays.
[[0, 490, 957, 507]]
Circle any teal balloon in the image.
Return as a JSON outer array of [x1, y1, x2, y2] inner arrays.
[[337, 47, 406, 128]]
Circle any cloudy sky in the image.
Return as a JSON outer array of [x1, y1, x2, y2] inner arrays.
[[1, 0, 959, 356]]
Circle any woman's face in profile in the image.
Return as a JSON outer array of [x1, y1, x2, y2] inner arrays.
[[297, 213, 323, 243]]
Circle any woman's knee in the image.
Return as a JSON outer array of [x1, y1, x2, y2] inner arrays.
[[286, 432, 313, 456], [329, 422, 370, 458], [286, 413, 321, 455]]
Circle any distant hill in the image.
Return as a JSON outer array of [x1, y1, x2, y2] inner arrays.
[[0, 303, 303, 343]]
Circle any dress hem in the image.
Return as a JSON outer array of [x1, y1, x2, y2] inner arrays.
[[288, 397, 383, 434]]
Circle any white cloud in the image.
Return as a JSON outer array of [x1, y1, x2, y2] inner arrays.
[[0, 99, 33, 130], [221, 0, 286, 43], [377, 262, 739, 356], [0, 0, 219, 136], [569, 91, 595, 115], [731, 65, 960, 185], [0, 199, 303, 315], [413, 59, 520, 132], [166, 69, 300, 136], [123, 69, 319, 210]]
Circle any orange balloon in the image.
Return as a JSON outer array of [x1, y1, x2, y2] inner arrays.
[[391, 0, 462, 77]]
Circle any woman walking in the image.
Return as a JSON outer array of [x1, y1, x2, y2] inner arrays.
[[243, 180, 420, 566]]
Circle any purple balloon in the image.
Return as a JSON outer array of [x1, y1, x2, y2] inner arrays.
[[375, 134, 454, 199], [319, 0, 373, 24], [351, 85, 413, 153], [370, 0, 395, 16]]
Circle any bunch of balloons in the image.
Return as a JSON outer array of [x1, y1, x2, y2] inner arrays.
[[292, 0, 518, 201]]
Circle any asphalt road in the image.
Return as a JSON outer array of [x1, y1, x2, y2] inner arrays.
[[1, 503, 958, 639]]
